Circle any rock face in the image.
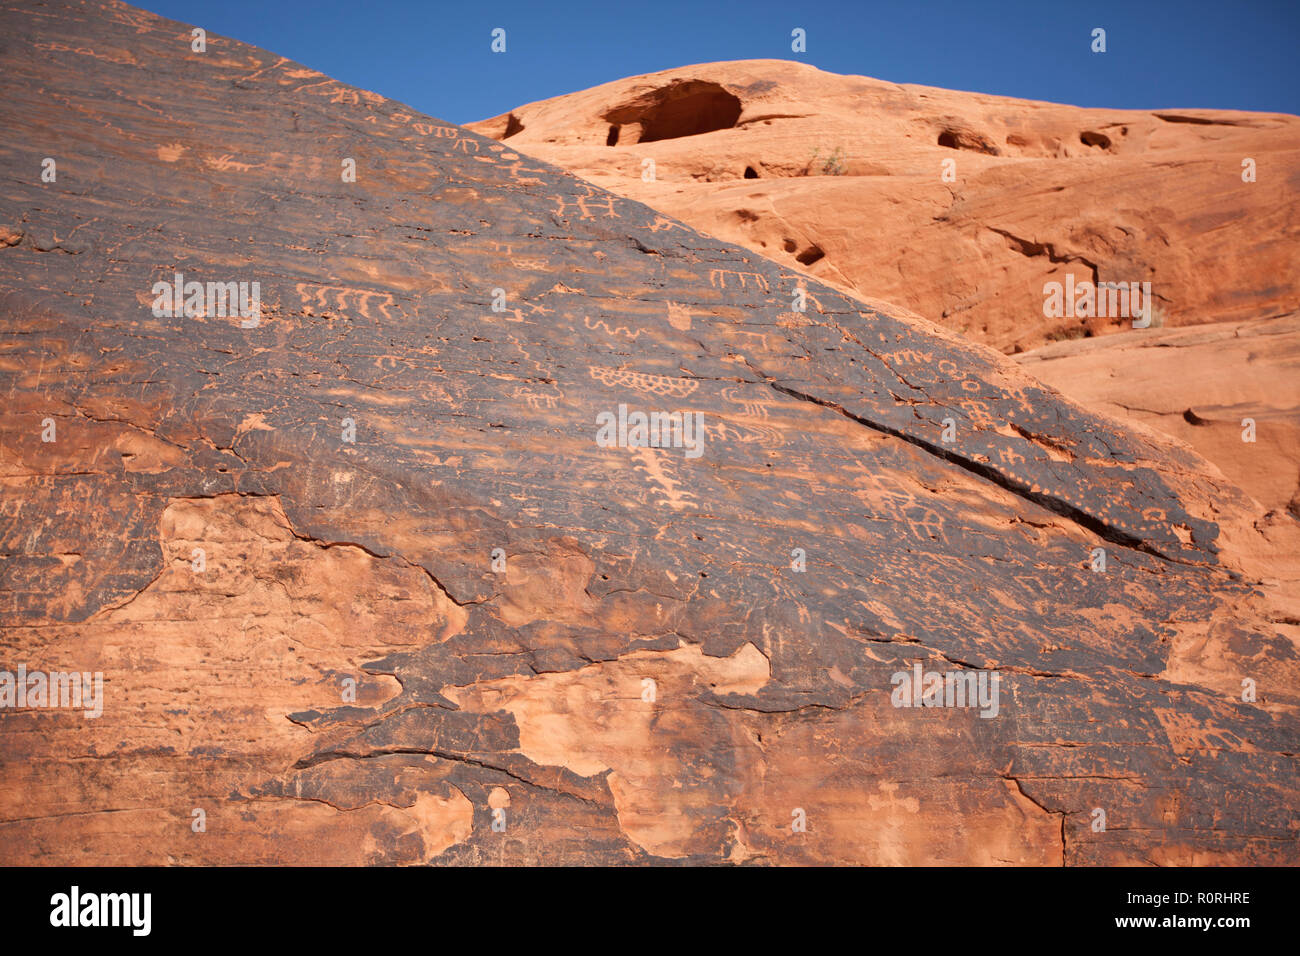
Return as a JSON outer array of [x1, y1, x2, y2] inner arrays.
[[1020, 315, 1300, 519], [470, 59, 1299, 353], [472, 58, 1300, 575], [1, 0, 1297, 865]]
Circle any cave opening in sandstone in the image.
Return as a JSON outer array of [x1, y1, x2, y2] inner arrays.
[[937, 127, 1000, 154], [606, 124, 620, 146], [744, 165, 759, 178], [602, 81, 743, 144], [502, 113, 524, 139], [1079, 130, 1112, 149]]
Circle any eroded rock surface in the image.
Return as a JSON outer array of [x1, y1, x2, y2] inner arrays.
[[472, 57, 1300, 628], [1, 0, 1297, 864], [1021, 315, 1300, 515], [470, 59, 1299, 353]]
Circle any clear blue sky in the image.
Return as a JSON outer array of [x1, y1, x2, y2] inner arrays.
[[138, 0, 1300, 124]]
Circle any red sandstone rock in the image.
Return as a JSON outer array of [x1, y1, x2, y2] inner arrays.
[[1020, 315, 1300, 517], [0, 0, 1296, 865], [471, 59, 1299, 353], [473, 59, 1300, 602]]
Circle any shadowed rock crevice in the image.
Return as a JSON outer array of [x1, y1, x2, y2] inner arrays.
[[602, 80, 743, 143], [764, 381, 1175, 561], [1079, 130, 1113, 151], [937, 125, 1001, 154]]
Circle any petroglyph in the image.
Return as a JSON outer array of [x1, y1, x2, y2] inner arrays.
[[2, 0, 1294, 869], [513, 384, 565, 411], [204, 153, 262, 173], [720, 386, 774, 419], [556, 187, 621, 221], [501, 160, 546, 186], [709, 268, 770, 292], [588, 366, 699, 398], [35, 41, 139, 67], [666, 301, 692, 331], [997, 445, 1028, 468], [702, 418, 784, 448], [648, 216, 684, 233], [295, 283, 400, 321], [885, 348, 933, 367], [585, 315, 646, 341], [631, 446, 698, 511], [850, 475, 948, 543], [722, 329, 774, 354], [960, 399, 996, 430]]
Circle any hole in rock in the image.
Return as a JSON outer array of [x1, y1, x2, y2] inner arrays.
[[1079, 130, 1112, 149], [795, 245, 825, 266], [743, 165, 759, 178], [606, 125, 620, 146], [602, 81, 742, 144], [502, 113, 524, 139], [937, 127, 1000, 155], [1154, 113, 1242, 126]]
